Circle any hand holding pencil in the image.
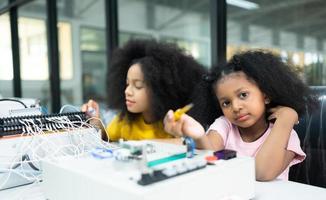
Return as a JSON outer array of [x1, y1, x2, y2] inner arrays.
[[164, 103, 205, 139], [173, 103, 194, 121]]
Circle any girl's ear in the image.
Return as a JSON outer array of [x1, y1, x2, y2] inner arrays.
[[264, 96, 271, 104]]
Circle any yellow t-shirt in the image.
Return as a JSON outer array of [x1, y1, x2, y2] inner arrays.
[[106, 115, 173, 141]]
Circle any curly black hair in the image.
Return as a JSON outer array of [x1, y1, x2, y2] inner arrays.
[[191, 50, 319, 127], [106, 39, 206, 122]]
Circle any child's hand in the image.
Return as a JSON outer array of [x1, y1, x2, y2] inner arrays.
[[81, 99, 100, 118], [268, 106, 299, 125], [163, 110, 205, 140]]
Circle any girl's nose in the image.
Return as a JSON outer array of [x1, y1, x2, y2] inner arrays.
[[232, 100, 242, 112], [125, 85, 132, 96]]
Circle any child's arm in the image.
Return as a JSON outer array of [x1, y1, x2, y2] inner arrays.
[[255, 106, 298, 181], [163, 110, 224, 150]]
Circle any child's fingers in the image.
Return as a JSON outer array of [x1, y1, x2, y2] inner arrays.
[[163, 110, 173, 132], [181, 115, 205, 139], [87, 99, 97, 109], [163, 110, 183, 137], [267, 114, 276, 121], [81, 104, 87, 112], [174, 117, 183, 133], [167, 110, 174, 120], [163, 110, 173, 124], [180, 115, 193, 137], [81, 99, 100, 117]]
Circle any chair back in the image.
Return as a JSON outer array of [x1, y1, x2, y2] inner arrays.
[[289, 86, 326, 188]]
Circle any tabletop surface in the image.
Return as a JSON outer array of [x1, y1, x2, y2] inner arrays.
[[1, 180, 326, 200]]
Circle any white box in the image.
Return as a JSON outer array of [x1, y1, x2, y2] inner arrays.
[[42, 150, 255, 200]]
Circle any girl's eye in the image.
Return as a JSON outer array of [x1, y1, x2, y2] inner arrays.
[[221, 101, 230, 108], [135, 83, 144, 89], [134, 80, 146, 89], [239, 92, 248, 99]]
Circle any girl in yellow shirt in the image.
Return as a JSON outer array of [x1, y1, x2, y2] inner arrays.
[[82, 39, 206, 142]]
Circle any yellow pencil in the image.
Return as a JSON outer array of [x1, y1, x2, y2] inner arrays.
[[173, 103, 194, 121]]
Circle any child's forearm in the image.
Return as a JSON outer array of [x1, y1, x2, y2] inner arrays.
[[255, 114, 297, 181], [194, 135, 215, 150], [195, 130, 225, 150], [90, 119, 108, 141]]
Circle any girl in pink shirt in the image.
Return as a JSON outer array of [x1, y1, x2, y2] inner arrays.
[[164, 50, 318, 181]]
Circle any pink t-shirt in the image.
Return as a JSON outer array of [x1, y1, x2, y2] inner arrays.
[[207, 116, 306, 180]]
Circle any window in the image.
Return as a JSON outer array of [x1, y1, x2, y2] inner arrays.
[[18, 0, 51, 109], [227, 0, 326, 85], [0, 13, 13, 97], [118, 0, 211, 67], [0, 0, 7, 9], [80, 27, 107, 103]]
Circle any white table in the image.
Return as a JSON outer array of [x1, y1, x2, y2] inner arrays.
[[254, 180, 326, 200], [1, 180, 326, 200], [0, 183, 44, 200]]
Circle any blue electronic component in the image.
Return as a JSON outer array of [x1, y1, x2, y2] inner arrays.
[[91, 147, 113, 159], [184, 137, 195, 158]]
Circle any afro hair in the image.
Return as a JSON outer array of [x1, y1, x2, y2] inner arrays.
[[106, 39, 207, 122], [191, 50, 319, 127]]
